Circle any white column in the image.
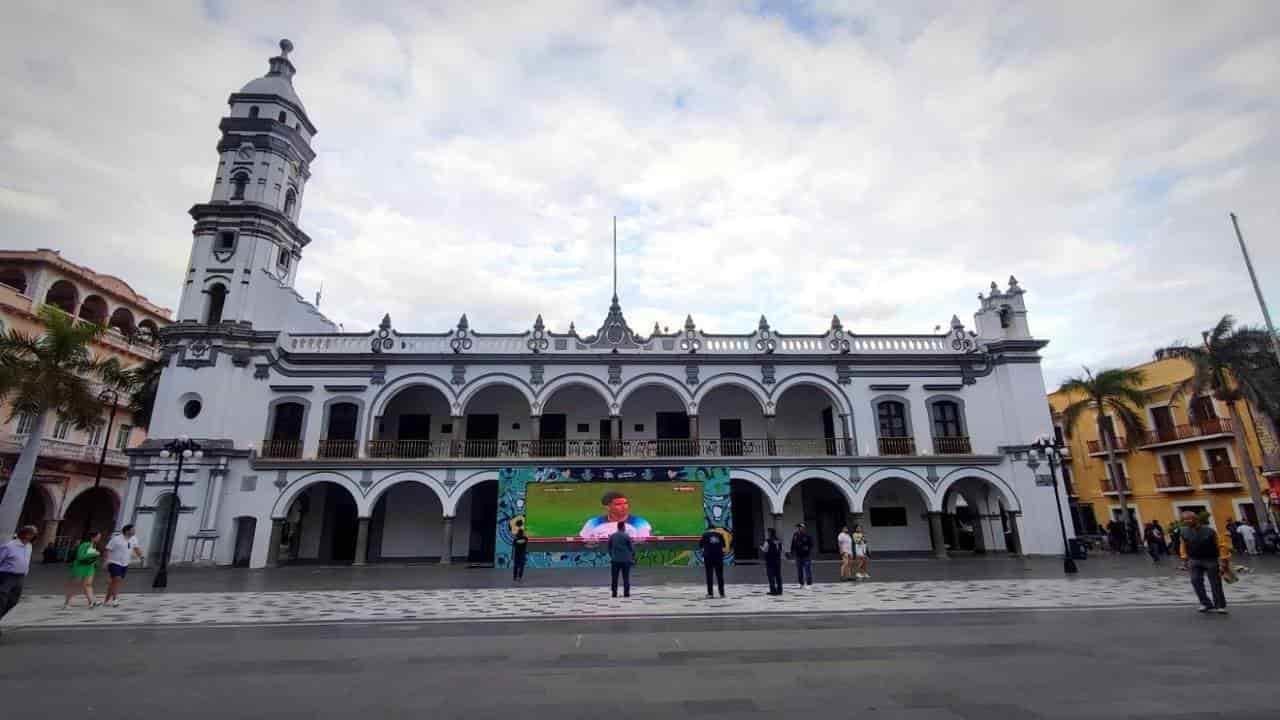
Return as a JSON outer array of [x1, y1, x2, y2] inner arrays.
[[202, 466, 227, 531], [118, 472, 144, 528]]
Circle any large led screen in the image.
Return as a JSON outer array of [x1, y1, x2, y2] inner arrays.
[[524, 481, 705, 542]]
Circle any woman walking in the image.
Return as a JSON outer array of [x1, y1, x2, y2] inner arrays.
[[64, 530, 102, 609], [853, 525, 870, 579]]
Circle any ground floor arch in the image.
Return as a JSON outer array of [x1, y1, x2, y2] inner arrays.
[[279, 481, 360, 564], [729, 478, 770, 560], [455, 479, 498, 564], [368, 481, 447, 562], [232, 516, 257, 567], [860, 476, 933, 552], [781, 477, 852, 557], [60, 486, 120, 548], [941, 476, 1022, 555], [148, 493, 178, 566]]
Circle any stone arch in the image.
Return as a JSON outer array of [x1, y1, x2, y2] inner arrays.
[[444, 469, 501, 517], [536, 373, 614, 413], [936, 467, 1021, 513], [271, 471, 366, 519], [778, 467, 857, 511], [366, 470, 447, 511], [108, 306, 137, 337], [44, 279, 79, 314], [615, 373, 694, 411], [0, 266, 28, 294], [730, 469, 782, 514], [369, 373, 457, 419], [693, 373, 770, 414], [857, 470, 935, 513], [263, 396, 311, 454], [59, 485, 121, 541], [457, 374, 537, 416], [770, 373, 852, 416], [78, 294, 108, 325]]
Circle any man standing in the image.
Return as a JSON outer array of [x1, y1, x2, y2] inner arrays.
[[1178, 511, 1231, 614], [837, 526, 854, 581], [511, 520, 529, 583], [790, 523, 813, 588], [103, 524, 143, 607], [1143, 522, 1162, 563], [761, 528, 784, 596], [0, 525, 38, 635], [699, 523, 727, 598], [607, 521, 634, 598], [1237, 520, 1259, 556]]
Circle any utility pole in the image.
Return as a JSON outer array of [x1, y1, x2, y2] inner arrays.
[[1230, 213, 1280, 366]]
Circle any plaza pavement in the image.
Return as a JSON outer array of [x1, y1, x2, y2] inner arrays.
[[7, 554, 1279, 630]]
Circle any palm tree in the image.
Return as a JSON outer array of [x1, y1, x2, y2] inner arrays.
[[1058, 367, 1152, 551], [1159, 315, 1280, 531], [0, 306, 124, 537], [124, 358, 166, 430]]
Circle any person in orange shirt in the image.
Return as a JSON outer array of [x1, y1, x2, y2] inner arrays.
[[1177, 511, 1232, 614]]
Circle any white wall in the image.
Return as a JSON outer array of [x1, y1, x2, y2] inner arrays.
[[699, 386, 768, 439], [541, 385, 611, 440], [774, 385, 831, 438], [376, 483, 445, 557], [863, 480, 931, 552], [619, 386, 685, 440]]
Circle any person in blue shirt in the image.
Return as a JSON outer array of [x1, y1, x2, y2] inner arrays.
[[700, 522, 727, 598], [606, 521, 634, 598], [580, 491, 652, 539]]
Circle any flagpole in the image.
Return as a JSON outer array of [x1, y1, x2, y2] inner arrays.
[[612, 215, 618, 299], [1231, 213, 1280, 366]]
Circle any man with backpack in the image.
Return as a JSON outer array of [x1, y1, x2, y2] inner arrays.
[[789, 523, 814, 588]]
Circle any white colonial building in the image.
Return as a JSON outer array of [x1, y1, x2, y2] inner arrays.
[[125, 41, 1071, 570]]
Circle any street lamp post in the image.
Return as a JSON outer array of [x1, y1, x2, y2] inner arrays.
[[92, 389, 120, 490], [152, 436, 203, 589], [1029, 436, 1078, 574]]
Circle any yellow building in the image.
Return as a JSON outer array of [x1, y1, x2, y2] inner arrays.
[[0, 249, 171, 555], [1047, 356, 1280, 537]]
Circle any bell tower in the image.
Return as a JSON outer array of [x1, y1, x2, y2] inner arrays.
[[177, 38, 330, 332]]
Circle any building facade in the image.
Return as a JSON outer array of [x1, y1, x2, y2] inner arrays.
[[128, 40, 1069, 570], [0, 249, 171, 556], [1048, 356, 1280, 537]]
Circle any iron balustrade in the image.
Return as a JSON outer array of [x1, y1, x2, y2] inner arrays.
[[932, 435, 973, 454], [317, 439, 358, 459], [255, 437, 865, 461], [1142, 418, 1234, 445], [1154, 471, 1192, 489], [877, 436, 916, 456], [1100, 476, 1132, 494], [1086, 436, 1129, 454], [1200, 466, 1241, 486], [259, 439, 302, 459]]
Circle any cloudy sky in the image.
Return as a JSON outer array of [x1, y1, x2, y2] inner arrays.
[[2, 1, 1277, 385]]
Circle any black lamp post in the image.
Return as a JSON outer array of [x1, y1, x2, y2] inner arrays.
[[92, 389, 120, 490], [152, 436, 202, 589], [1029, 436, 1078, 574]]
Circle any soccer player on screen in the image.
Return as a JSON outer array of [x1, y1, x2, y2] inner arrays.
[[580, 491, 652, 539]]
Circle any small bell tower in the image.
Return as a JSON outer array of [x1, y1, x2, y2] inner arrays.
[[177, 38, 329, 332]]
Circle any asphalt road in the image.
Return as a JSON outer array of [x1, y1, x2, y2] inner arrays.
[[3, 604, 1274, 719]]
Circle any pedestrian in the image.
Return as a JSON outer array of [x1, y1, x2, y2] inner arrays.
[[789, 523, 814, 588], [64, 530, 103, 609], [606, 521, 633, 598], [1107, 520, 1123, 553], [1226, 520, 1245, 555], [1144, 522, 1162, 563], [511, 520, 529, 583], [0, 525, 39, 636], [1150, 520, 1168, 555], [837, 525, 854, 581], [853, 525, 870, 579], [1237, 520, 1259, 556], [1169, 523, 1184, 567], [760, 528, 783, 596], [1178, 511, 1231, 614], [102, 524, 143, 607], [699, 522, 726, 598]]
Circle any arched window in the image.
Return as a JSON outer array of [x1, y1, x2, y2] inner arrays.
[[137, 319, 160, 344], [278, 111, 287, 123], [266, 401, 306, 458], [77, 294, 108, 325], [931, 400, 963, 437], [249, 106, 260, 118], [321, 402, 359, 458], [0, 267, 27, 293], [44, 279, 78, 314], [108, 307, 136, 337], [205, 283, 228, 324], [877, 401, 909, 437], [231, 173, 249, 201], [277, 248, 291, 272], [283, 188, 297, 216]]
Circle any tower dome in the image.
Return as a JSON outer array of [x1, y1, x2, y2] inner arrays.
[[234, 38, 311, 123]]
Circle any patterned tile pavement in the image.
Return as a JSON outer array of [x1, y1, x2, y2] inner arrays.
[[7, 573, 1280, 629]]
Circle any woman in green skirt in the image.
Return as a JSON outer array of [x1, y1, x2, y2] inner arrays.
[[64, 530, 103, 609]]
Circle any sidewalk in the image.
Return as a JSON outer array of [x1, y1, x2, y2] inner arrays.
[[19, 552, 1280, 595]]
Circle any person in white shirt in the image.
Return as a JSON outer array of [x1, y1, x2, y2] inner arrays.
[[0, 525, 38, 635], [853, 525, 870, 579], [103, 524, 143, 607], [837, 526, 854, 581], [1237, 521, 1259, 555]]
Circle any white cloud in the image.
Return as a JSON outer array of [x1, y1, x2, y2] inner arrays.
[[1, 1, 1277, 388]]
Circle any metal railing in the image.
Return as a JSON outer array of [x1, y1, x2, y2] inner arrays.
[[932, 435, 972, 455], [877, 436, 916, 456], [1154, 471, 1192, 489], [260, 439, 303, 459], [317, 439, 358, 459], [0, 435, 130, 466], [1200, 466, 1241, 486], [1100, 476, 1132, 494], [261, 436, 868, 460], [1142, 418, 1234, 446], [1086, 436, 1129, 454]]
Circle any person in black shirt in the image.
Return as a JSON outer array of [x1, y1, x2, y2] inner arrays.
[[790, 523, 814, 587], [511, 520, 528, 583], [761, 527, 784, 596], [700, 523, 727, 598]]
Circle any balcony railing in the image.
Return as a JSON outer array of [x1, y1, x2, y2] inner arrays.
[[265, 437, 867, 461], [932, 435, 972, 455], [0, 435, 130, 467], [1142, 418, 1234, 446], [1200, 466, 1241, 487], [1154, 471, 1193, 490], [1100, 476, 1132, 494], [877, 436, 916, 456], [260, 439, 303, 459], [1086, 437, 1129, 454]]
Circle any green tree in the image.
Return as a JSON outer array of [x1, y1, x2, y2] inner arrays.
[[124, 358, 166, 430], [1058, 367, 1153, 550], [1159, 315, 1280, 530], [0, 306, 125, 537]]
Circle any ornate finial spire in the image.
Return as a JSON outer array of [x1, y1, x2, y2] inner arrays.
[[267, 38, 297, 81], [612, 216, 618, 301], [990, 281, 999, 293], [950, 314, 964, 329], [379, 313, 391, 330], [279, 38, 294, 58], [685, 314, 696, 332], [569, 321, 577, 334], [758, 315, 770, 332], [533, 313, 545, 331], [457, 314, 469, 331], [830, 314, 843, 332], [653, 321, 662, 335], [1007, 275, 1023, 293]]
